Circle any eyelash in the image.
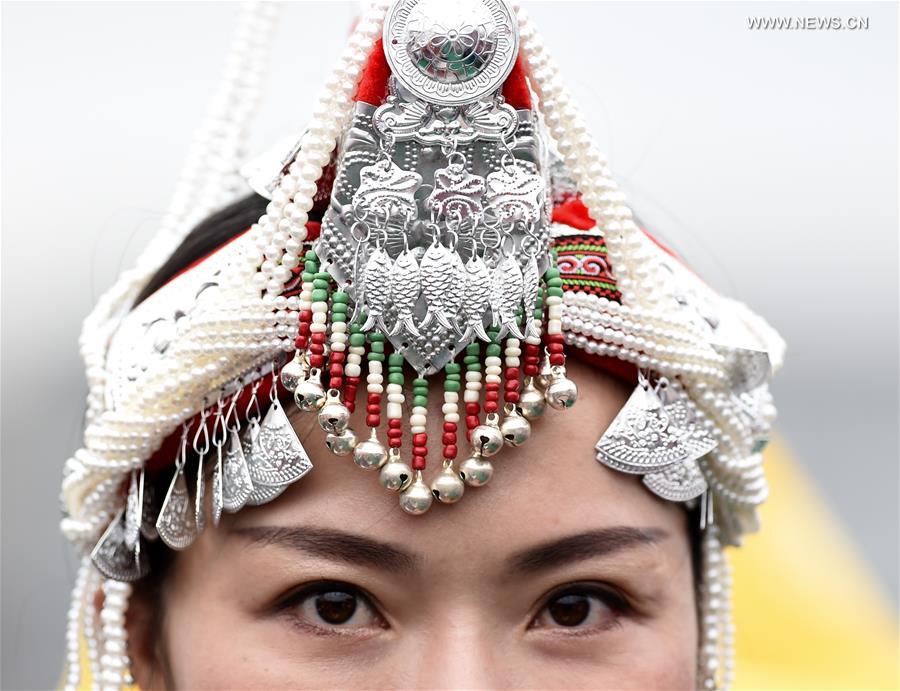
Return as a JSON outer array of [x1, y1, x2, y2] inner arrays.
[[528, 583, 632, 635], [273, 580, 387, 636]]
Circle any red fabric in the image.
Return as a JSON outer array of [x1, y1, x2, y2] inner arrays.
[[502, 54, 532, 109], [355, 39, 391, 105], [552, 197, 597, 231]]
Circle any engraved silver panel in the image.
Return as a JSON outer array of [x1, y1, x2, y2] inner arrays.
[[91, 508, 149, 582]]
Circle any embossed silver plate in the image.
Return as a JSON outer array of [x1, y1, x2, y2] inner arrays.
[[383, 0, 519, 106]]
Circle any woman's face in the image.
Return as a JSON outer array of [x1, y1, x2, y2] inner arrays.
[[128, 360, 697, 689]]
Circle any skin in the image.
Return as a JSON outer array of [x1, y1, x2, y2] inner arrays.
[[126, 359, 697, 689]]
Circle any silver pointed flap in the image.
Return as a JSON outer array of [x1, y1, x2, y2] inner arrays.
[[223, 429, 255, 513], [642, 458, 709, 502], [247, 400, 314, 486], [156, 468, 198, 551], [91, 508, 149, 582]]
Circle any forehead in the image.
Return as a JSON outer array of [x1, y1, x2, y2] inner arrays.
[[233, 360, 688, 554]]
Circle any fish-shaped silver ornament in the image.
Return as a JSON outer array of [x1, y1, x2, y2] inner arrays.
[[521, 253, 541, 339], [360, 246, 394, 333], [388, 247, 422, 337], [490, 254, 525, 339], [461, 254, 492, 342], [444, 251, 466, 334], [419, 240, 456, 332]]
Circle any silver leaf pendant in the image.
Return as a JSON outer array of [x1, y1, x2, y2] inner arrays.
[[222, 429, 255, 512], [247, 400, 314, 486], [211, 446, 224, 526], [360, 247, 393, 333], [461, 254, 492, 342], [419, 241, 455, 331], [92, 508, 149, 582], [642, 458, 709, 502], [156, 466, 198, 550]]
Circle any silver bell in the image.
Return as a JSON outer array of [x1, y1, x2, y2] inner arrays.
[[399, 471, 433, 515], [325, 427, 357, 456], [354, 431, 388, 470], [294, 371, 326, 411], [280, 354, 308, 393], [500, 407, 531, 447], [318, 391, 351, 434], [379, 450, 413, 492], [536, 357, 553, 389], [518, 377, 547, 420], [470, 415, 503, 457], [545, 368, 579, 410], [459, 454, 494, 487], [430, 464, 465, 504]]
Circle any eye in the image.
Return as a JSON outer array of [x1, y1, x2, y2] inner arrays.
[[276, 581, 385, 633], [531, 585, 627, 633]]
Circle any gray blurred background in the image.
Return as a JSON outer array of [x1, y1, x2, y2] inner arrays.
[[2, 2, 897, 688]]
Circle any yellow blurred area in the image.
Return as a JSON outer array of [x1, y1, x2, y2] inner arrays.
[[732, 440, 900, 689]]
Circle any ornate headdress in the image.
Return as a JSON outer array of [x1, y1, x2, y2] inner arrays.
[[60, 2, 784, 689]]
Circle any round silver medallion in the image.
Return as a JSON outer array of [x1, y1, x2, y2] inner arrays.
[[383, 0, 519, 106]]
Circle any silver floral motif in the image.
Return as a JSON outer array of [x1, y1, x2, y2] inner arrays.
[[353, 158, 422, 218], [485, 164, 546, 224], [427, 161, 486, 219]]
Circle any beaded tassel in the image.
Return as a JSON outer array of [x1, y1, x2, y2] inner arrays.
[[520, 284, 547, 420], [483, 327, 502, 416], [463, 342, 482, 437], [353, 330, 388, 471], [410, 376, 429, 471], [431, 361, 465, 503], [344, 322, 365, 413], [542, 259, 578, 410], [378, 353, 414, 493], [499, 320, 531, 447], [327, 290, 348, 392]]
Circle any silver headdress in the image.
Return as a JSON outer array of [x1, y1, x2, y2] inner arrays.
[[60, 2, 783, 689]]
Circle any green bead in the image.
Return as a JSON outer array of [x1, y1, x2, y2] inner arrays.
[[368, 331, 385, 342], [305, 250, 319, 262], [445, 373, 460, 382], [444, 363, 461, 374], [547, 287, 564, 298], [466, 362, 482, 371], [314, 271, 330, 280], [388, 373, 404, 385], [313, 279, 329, 291], [486, 344, 502, 357], [547, 278, 563, 288], [367, 352, 385, 362], [466, 343, 480, 355], [301, 271, 314, 282], [412, 395, 428, 408], [371, 342, 385, 354], [349, 333, 366, 347], [412, 378, 428, 388], [544, 268, 560, 280], [311, 289, 328, 302], [332, 292, 349, 304], [463, 355, 480, 365], [444, 380, 461, 392], [388, 353, 405, 367]]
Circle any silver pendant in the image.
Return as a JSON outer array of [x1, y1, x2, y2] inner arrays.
[[388, 247, 422, 337], [490, 254, 525, 339], [123, 469, 143, 550], [419, 239, 457, 331], [194, 453, 206, 534], [461, 254, 492, 341], [91, 508, 149, 582], [642, 458, 709, 502], [359, 246, 394, 333], [353, 158, 422, 219], [222, 429, 255, 512], [427, 161, 486, 220], [155, 465, 197, 550], [246, 400, 314, 486], [211, 445, 223, 526], [521, 253, 541, 339], [595, 378, 717, 475], [485, 164, 545, 224], [139, 479, 158, 542]]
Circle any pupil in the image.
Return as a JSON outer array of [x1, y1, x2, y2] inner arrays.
[[314, 591, 357, 624], [548, 594, 590, 627]]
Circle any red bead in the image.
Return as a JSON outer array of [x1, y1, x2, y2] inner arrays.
[[366, 414, 381, 427], [484, 401, 499, 413], [549, 353, 565, 366], [506, 392, 520, 403], [443, 445, 457, 459], [465, 402, 480, 415], [412, 456, 426, 470], [330, 351, 345, 364], [389, 419, 402, 428], [485, 390, 500, 402], [310, 355, 324, 368], [368, 393, 380, 404], [309, 343, 325, 355], [298, 310, 312, 322], [389, 438, 402, 449], [387, 428, 403, 438], [297, 323, 311, 336], [311, 332, 327, 343], [328, 377, 342, 389], [466, 415, 480, 430], [413, 445, 427, 457], [329, 364, 343, 377], [366, 404, 380, 414], [548, 343, 564, 354], [505, 367, 520, 379], [546, 334, 565, 344], [443, 422, 457, 432], [504, 379, 521, 392], [524, 365, 538, 376], [412, 433, 427, 446], [441, 432, 456, 445], [294, 336, 308, 349]]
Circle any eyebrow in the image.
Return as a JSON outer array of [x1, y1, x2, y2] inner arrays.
[[231, 525, 419, 574], [508, 527, 668, 574]]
